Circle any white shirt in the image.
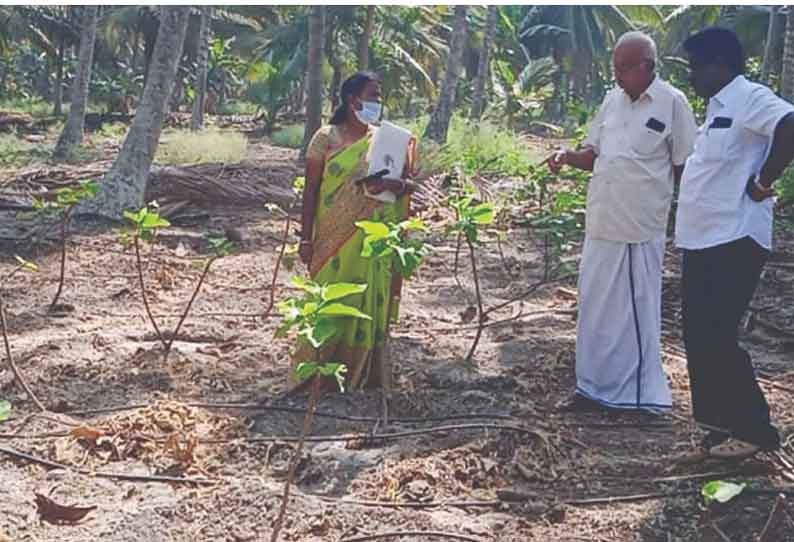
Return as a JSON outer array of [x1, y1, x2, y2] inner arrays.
[[583, 76, 697, 243], [675, 75, 794, 250]]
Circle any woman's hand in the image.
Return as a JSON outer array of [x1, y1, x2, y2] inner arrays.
[[364, 178, 416, 196], [299, 241, 313, 266]]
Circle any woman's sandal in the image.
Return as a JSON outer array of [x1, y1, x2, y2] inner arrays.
[[709, 438, 760, 459]]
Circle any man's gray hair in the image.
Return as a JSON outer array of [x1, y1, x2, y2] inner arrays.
[[615, 31, 658, 65]]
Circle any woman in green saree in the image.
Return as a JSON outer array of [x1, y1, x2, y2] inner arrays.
[[296, 72, 417, 391]]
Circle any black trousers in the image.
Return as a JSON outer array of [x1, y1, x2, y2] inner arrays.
[[682, 236, 779, 450]]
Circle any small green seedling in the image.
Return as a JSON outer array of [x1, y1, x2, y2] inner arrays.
[[122, 204, 172, 244], [355, 218, 430, 279], [33, 180, 98, 311], [448, 195, 495, 244], [295, 362, 347, 392], [276, 276, 371, 349], [120, 204, 171, 349], [272, 275, 368, 542], [702, 480, 746, 505], [446, 191, 495, 363], [163, 235, 238, 362]]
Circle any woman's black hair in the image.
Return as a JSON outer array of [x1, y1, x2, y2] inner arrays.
[[329, 71, 381, 125], [683, 27, 745, 75]]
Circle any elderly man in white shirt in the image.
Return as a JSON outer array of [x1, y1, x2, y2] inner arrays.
[[677, 27, 794, 459], [548, 31, 697, 412]]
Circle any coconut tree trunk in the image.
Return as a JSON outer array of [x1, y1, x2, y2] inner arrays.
[[425, 5, 467, 143], [783, 6, 794, 101], [191, 7, 212, 130], [53, 6, 99, 159], [761, 6, 780, 85], [53, 29, 66, 117], [471, 6, 497, 120], [86, 7, 190, 220], [358, 5, 374, 70], [301, 6, 326, 158]]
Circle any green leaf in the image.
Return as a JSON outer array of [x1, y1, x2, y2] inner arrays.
[[322, 283, 368, 302], [318, 303, 371, 320], [702, 481, 746, 504], [295, 362, 320, 382], [0, 400, 10, 422], [300, 317, 338, 348], [141, 212, 171, 229], [471, 203, 495, 225], [291, 276, 323, 297], [400, 217, 428, 232], [355, 221, 390, 238], [123, 209, 142, 224]]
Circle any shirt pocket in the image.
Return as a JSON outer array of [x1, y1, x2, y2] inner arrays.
[[631, 116, 669, 156], [698, 116, 734, 161]]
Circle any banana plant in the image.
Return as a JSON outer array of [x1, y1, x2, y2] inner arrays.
[[33, 179, 98, 312]]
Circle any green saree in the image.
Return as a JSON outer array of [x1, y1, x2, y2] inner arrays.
[[295, 130, 410, 390]]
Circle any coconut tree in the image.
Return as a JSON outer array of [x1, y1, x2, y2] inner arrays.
[[518, 5, 662, 114], [191, 7, 212, 130], [53, 6, 99, 159], [86, 7, 191, 220], [358, 5, 375, 70], [471, 6, 498, 120], [425, 6, 468, 143], [301, 6, 326, 157]]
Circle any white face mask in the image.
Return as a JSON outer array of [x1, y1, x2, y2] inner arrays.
[[354, 100, 382, 125]]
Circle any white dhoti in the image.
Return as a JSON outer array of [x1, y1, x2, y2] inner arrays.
[[575, 235, 672, 410]]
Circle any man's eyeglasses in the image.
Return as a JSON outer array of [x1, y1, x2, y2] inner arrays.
[[613, 60, 649, 75]]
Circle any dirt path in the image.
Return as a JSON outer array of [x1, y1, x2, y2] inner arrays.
[[0, 144, 793, 542]]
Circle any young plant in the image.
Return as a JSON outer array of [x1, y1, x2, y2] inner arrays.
[[271, 277, 367, 542], [263, 202, 294, 318], [355, 218, 430, 279], [527, 163, 586, 279], [262, 176, 303, 317], [162, 236, 237, 362], [276, 276, 371, 348], [32, 180, 99, 312], [269, 361, 346, 542], [1, 256, 45, 411], [447, 193, 495, 364], [120, 204, 171, 349]]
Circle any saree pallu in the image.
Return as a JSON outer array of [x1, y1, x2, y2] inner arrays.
[[294, 133, 409, 390]]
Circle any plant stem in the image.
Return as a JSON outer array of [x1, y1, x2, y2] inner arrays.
[[495, 231, 516, 280], [163, 257, 215, 362], [452, 231, 474, 305], [0, 291, 46, 412], [48, 208, 72, 312], [134, 236, 167, 350], [264, 212, 291, 318], [464, 237, 484, 364], [270, 375, 320, 542]]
